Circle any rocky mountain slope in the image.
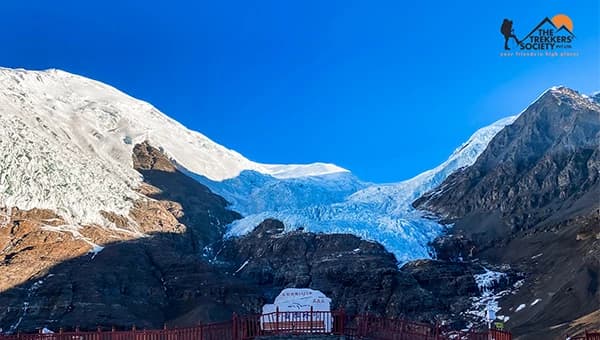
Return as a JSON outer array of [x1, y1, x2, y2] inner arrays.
[[0, 67, 514, 263], [0, 144, 514, 332], [415, 87, 600, 339], [215, 219, 519, 329], [0, 143, 244, 331]]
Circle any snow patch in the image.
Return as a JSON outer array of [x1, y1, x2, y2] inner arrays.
[[40, 224, 106, 259], [466, 268, 511, 324], [513, 279, 525, 289], [8, 279, 45, 333], [515, 304, 526, 312], [89, 244, 105, 259], [235, 259, 250, 274]]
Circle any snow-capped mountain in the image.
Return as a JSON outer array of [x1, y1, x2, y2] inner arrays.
[[0, 68, 345, 225], [0, 67, 517, 262]]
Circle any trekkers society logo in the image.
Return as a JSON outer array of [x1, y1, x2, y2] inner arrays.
[[499, 14, 578, 58]]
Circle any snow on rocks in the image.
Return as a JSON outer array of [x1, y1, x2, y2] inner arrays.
[[7, 279, 45, 333], [89, 244, 105, 259], [234, 259, 250, 274], [466, 268, 511, 324], [40, 224, 106, 258]]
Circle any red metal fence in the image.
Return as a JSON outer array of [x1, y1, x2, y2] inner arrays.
[[570, 331, 600, 340], [444, 329, 512, 340], [0, 311, 514, 340]]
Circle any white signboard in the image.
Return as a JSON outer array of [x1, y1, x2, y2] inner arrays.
[[261, 288, 332, 332]]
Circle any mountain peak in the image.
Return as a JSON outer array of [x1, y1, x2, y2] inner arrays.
[[591, 91, 600, 104], [0, 66, 347, 180], [415, 82, 600, 225], [0, 66, 347, 226], [529, 86, 600, 113]]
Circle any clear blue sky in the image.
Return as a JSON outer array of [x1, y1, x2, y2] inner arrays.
[[1, 0, 598, 183]]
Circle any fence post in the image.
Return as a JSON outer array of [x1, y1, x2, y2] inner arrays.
[[232, 313, 238, 340], [309, 306, 313, 333], [275, 307, 280, 332], [339, 308, 345, 335], [359, 315, 364, 337]]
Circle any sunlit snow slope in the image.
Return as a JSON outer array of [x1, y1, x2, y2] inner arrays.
[[0, 68, 345, 225]]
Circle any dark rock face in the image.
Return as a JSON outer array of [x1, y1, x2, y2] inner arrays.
[[414, 87, 600, 338], [133, 141, 241, 247], [216, 219, 493, 328], [429, 235, 477, 262]]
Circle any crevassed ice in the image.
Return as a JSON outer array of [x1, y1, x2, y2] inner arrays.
[[221, 115, 518, 263]]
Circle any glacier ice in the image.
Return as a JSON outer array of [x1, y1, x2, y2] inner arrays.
[[212, 115, 518, 262]]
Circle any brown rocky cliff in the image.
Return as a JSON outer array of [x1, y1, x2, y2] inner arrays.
[[0, 142, 243, 331]]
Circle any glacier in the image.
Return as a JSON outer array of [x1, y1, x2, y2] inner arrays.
[[0, 66, 518, 262], [217, 115, 518, 262]]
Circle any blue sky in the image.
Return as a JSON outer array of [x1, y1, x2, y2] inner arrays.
[[1, 0, 598, 183]]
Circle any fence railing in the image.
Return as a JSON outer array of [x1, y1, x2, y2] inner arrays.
[[444, 329, 512, 340], [0, 310, 515, 340]]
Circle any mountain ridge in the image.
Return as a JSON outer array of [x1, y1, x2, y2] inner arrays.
[[414, 85, 600, 339], [0, 66, 519, 263]]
